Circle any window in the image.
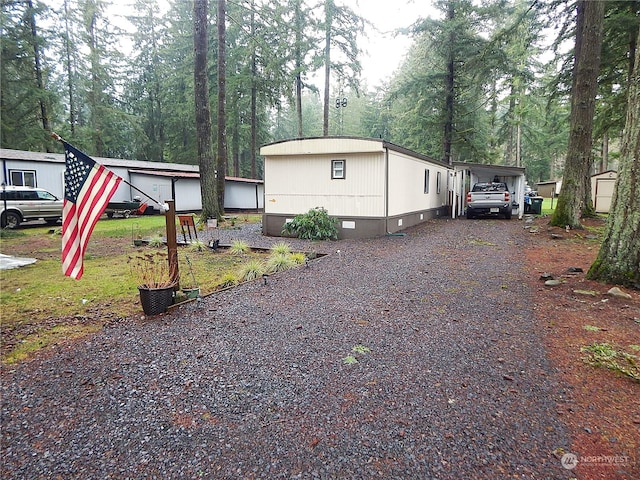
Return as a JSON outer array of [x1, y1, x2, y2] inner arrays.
[[9, 170, 36, 187], [19, 190, 39, 200], [37, 190, 57, 201], [332, 160, 345, 179], [0, 190, 18, 201], [424, 169, 430, 194], [436, 171, 442, 194]]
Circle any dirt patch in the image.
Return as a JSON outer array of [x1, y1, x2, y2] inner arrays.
[[523, 215, 640, 479]]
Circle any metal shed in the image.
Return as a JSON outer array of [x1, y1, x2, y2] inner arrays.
[[260, 137, 452, 239], [591, 170, 617, 213]]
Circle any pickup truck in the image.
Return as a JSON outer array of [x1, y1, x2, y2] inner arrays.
[[466, 182, 513, 219]]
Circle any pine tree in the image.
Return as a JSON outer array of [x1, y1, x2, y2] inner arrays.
[[587, 27, 640, 287]]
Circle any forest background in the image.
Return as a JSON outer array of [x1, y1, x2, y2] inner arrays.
[[1, 0, 638, 184]]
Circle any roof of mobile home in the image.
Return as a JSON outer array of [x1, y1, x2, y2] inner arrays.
[[260, 137, 450, 168], [0, 148, 262, 184]]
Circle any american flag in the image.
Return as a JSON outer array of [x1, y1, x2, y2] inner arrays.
[[61, 142, 122, 279]]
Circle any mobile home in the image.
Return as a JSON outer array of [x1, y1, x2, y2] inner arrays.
[[260, 137, 452, 239]]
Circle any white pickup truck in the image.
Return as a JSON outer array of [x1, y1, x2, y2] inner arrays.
[[466, 182, 514, 220]]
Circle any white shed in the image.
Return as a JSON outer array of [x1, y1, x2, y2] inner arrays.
[[260, 137, 452, 239], [591, 170, 617, 213], [0, 148, 264, 213]]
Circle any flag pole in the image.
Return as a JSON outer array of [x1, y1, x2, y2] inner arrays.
[[51, 132, 167, 210]]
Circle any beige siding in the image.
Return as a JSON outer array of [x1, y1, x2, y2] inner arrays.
[[264, 153, 385, 216], [387, 151, 450, 216]]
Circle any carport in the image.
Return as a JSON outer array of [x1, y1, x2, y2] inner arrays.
[[451, 163, 527, 219]]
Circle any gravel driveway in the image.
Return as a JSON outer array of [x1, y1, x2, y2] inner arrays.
[[1, 218, 572, 479]]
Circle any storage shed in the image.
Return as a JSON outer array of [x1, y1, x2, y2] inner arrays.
[[260, 137, 452, 239], [536, 180, 562, 198], [591, 170, 617, 213], [0, 148, 264, 212]]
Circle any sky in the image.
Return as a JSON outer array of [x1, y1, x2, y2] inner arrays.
[[339, 0, 439, 88], [104, 0, 439, 90]]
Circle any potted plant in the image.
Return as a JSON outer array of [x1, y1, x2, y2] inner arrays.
[[132, 224, 143, 246], [129, 252, 176, 315]]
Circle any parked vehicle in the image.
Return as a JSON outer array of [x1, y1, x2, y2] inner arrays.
[[466, 182, 514, 219], [0, 185, 63, 228]]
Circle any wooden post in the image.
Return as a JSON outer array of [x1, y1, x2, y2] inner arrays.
[[165, 200, 179, 289]]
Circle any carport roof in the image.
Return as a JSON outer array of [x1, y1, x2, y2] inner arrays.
[[453, 162, 525, 177], [129, 169, 200, 178], [129, 169, 263, 184]]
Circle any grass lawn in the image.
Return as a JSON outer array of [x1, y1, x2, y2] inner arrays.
[[0, 213, 286, 363]]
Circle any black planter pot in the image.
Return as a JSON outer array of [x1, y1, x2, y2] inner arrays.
[[138, 285, 174, 315]]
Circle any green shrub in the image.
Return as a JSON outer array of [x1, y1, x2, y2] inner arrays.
[[281, 207, 338, 240], [188, 240, 206, 252], [229, 239, 250, 255], [290, 252, 306, 264], [148, 234, 164, 247], [218, 273, 238, 288], [266, 253, 296, 273], [238, 259, 265, 281], [270, 241, 292, 256]]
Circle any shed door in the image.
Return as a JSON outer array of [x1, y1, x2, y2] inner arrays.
[[158, 184, 172, 203], [594, 179, 615, 213]]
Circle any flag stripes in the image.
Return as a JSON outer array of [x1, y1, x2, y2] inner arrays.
[[61, 143, 121, 279]]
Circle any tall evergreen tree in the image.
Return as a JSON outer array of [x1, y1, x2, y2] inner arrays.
[[551, 0, 605, 228], [125, 0, 167, 162], [321, 0, 363, 136], [193, 0, 219, 220], [0, 0, 56, 151], [160, 0, 198, 164], [216, 0, 227, 211], [587, 27, 640, 287]]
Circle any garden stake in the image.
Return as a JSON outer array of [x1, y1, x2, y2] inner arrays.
[[185, 255, 198, 288]]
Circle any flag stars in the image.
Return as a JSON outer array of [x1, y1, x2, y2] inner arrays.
[[64, 148, 94, 202]]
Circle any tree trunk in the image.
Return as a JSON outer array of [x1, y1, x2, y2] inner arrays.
[[250, 1, 257, 179], [232, 106, 239, 177], [63, 0, 76, 136], [217, 0, 227, 212], [600, 132, 608, 172], [550, 0, 604, 228], [443, 0, 455, 165], [27, 0, 50, 150], [87, 9, 104, 156], [322, 0, 332, 137], [193, 0, 219, 221], [295, 0, 303, 137], [587, 28, 640, 287]]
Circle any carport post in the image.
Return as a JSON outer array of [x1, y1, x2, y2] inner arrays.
[[165, 200, 179, 289]]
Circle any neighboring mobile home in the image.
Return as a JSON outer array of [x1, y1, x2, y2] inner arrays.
[[0, 148, 264, 212], [260, 137, 452, 239]]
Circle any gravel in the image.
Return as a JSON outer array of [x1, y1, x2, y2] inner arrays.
[[1, 218, 572, 479]]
